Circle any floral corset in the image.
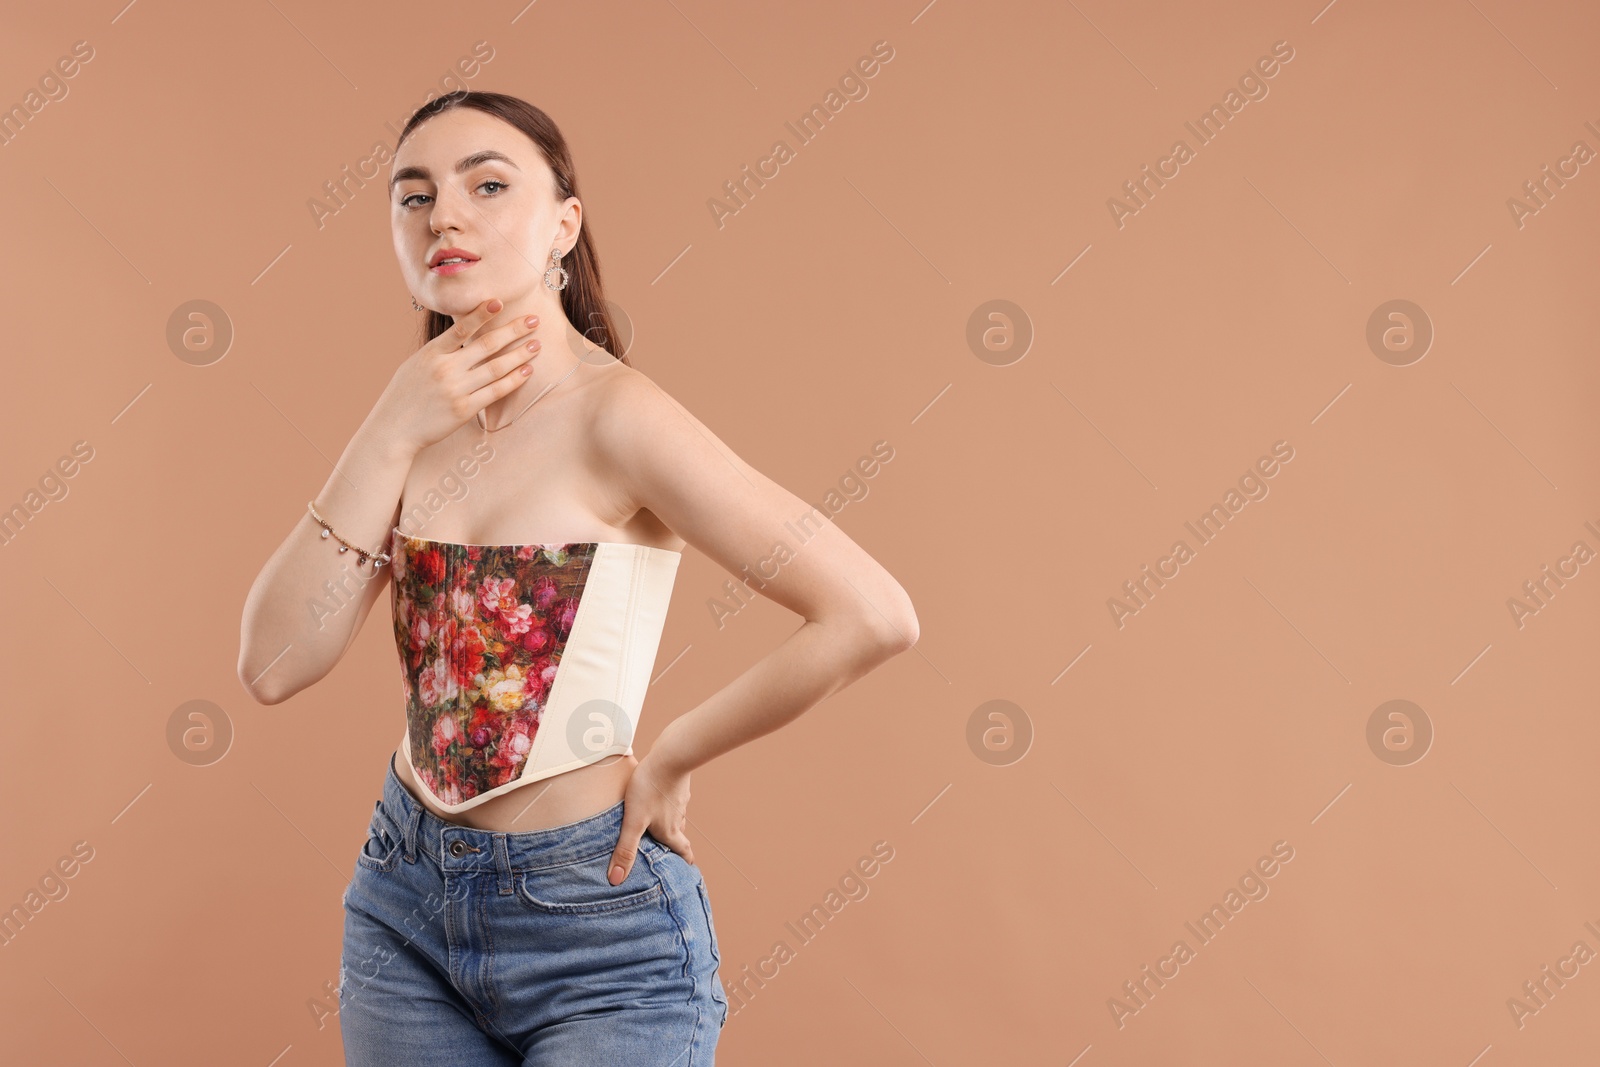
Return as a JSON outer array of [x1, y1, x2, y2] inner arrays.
[[389, 530, 681, 813]]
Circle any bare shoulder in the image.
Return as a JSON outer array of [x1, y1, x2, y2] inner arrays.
[[577, 352, 917, 643], [586, 356, 670, 414], [588, 357, 685, 414], [586, 358, 730, 463], [579, 357, 739, 528]]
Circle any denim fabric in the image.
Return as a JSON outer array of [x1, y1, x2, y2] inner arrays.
[[339, 753, 727, 1065]]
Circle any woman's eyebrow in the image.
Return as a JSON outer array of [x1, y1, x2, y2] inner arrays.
[[390, 150, 521, 190]]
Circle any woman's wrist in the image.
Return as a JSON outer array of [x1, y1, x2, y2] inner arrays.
[[356, 415, 420, 466], [649, 717, 704, 778]]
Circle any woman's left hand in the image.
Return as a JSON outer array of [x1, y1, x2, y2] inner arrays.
[[608, 752, 694, 885]]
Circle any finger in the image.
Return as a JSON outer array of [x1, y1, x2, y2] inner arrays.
[[664, 831, 695, 866], [461, 317, 542, 380], [462, 347, 544, 412], [608, 822, 646, 885], [428, 297, 504, 354], [467, 334, 542, 391], [443, 312, 539, 373]]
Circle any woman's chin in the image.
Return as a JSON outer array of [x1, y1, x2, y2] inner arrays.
[[431, 294, 486, 316]]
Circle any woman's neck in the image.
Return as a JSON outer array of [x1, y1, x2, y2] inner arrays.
[[448, 295, 564, 427], [475, 319, 617, 431]]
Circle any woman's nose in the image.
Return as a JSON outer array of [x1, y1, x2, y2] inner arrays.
[[428, 182, 471, 232]]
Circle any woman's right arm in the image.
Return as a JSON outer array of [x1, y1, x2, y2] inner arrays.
[[236, 298, 546, 705], [236, 421, 417, 705]]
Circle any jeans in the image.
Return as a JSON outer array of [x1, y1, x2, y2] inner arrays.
[[339, 753, 728, 1065]]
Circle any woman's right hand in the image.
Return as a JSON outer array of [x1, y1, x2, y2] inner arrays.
[[374, 297, 542, 456]]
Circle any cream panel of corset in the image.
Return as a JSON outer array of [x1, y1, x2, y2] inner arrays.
[[520, 542, 681, 784]]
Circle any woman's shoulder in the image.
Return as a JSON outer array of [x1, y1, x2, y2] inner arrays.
[[583, 354, 687, 423], [581, 354, 718, 463]]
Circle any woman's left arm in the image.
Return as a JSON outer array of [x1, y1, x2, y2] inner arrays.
[[594, 371, 919, 883]]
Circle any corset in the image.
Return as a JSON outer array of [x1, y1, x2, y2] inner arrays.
[[389, 530, 680, 813]]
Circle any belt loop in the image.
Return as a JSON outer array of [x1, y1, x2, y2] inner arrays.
[[494, 833, 513, 895], [403, 803, 423, 863]]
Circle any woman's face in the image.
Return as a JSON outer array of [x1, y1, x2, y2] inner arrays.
[[389, 107, 579, 317]]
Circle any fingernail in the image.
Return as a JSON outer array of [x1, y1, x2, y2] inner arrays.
[[610, 864, 625, 884], [488, 299, 502, 312]]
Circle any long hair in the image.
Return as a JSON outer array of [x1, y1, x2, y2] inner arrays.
[[396, 91, 628, 365]]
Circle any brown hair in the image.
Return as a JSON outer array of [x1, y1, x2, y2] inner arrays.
[[396, 91, 627, 364]]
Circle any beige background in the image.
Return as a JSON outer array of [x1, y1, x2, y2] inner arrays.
[[2, 0, 1597, 1063]]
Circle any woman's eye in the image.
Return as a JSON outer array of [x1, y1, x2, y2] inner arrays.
[[399, 180, 506, 210]]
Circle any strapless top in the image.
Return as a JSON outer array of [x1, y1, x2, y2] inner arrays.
[[388, 529, 681, 813]]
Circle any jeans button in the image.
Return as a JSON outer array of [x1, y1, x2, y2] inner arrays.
[[449, 840, 467, 858]]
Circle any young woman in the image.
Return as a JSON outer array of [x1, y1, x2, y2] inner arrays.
[[237, 90, 918, 1065]]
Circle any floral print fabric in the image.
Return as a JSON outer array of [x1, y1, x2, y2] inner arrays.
[[390, 534, 597, 807]]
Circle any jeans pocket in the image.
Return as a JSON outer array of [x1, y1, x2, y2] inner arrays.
[[516, 847, 665, 915], [356, 800, 402, 873]]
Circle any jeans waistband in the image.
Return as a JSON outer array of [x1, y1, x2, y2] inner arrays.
[[381, 751, 627, 876]]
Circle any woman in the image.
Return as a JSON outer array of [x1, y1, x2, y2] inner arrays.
[[236, 90, 918, 1065]]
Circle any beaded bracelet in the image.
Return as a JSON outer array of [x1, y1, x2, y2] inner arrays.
[[307, 501, 392, 568]]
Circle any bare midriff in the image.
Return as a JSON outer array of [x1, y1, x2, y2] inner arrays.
[[392, 740, 640, 832]]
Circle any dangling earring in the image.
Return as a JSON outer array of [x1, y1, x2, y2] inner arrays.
[[543, 247, 569, 292]]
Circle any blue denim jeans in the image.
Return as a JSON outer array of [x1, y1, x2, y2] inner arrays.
[[339, 753, 728, 1065]]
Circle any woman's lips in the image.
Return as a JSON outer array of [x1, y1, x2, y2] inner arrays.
[[430, 258, 478, 276]]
